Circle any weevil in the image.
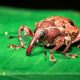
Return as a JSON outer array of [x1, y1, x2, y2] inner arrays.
[[8, 16, 80, 62]]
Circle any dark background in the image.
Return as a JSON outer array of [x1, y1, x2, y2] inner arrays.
[[0, 0, 80, 10]]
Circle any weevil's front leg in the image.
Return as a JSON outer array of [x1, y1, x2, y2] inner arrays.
[[8, 26, 34, 49], [18, 26, 34, 48], [50, 36, 64, 62]]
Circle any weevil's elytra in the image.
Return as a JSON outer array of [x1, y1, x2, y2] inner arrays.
[[8, 16, 80, 62]]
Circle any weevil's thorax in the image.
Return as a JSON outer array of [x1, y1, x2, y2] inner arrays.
[[43, 27, 61, 46], [34, 27, 61, 47]]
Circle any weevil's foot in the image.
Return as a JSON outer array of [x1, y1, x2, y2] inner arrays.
[[69, 54, 78, 58], [20, 45, 26, 48], [66, 53, 78, 58], [50, 58, 56, 62], [77, 45, 80, 48], [8, 44, 20, 49], [50, 55, 56, 62]]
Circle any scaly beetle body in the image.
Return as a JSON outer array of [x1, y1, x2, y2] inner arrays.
[[9, 16, 80, 62]]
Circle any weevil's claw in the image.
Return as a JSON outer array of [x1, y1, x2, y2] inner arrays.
[[50, 58, 56, 63], [50, 55, 56, 62], [69, 54, 78, 58], [66, 53, 78, 58]]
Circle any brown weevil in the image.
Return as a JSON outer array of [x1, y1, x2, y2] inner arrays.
[[8, 16, 80, 62]]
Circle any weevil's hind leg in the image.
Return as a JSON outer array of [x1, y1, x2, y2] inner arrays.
[[50, 36, 64, 62], [18, 26, 34, 48], [8, 26, 34, 49], [72, 32, 80, 48], [72, 32, 80, 44], [62, 40, 78, 58], [65, 32, 80, 58]]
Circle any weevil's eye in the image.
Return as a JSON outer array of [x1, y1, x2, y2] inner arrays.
[[40, 31, 45, 38]]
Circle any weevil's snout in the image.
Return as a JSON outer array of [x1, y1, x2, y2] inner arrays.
[[26, 29, 46, 56], [26, 36, 38, 56], [26, 46, 33, 56]]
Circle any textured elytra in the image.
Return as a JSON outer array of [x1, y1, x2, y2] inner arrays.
[[35, 16, 78, 33], [34, 16, 79, 47]]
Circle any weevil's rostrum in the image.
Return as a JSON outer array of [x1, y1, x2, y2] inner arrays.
[[9, 16, 80, 62]]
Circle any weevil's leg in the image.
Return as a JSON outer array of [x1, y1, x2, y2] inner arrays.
[[62, 40, 78, 58], [72, 32, 80, 44], [50, 36, 64, 62], [62, 40, 72, 54], [71, 33, 80, 48], [62, 32, 80, 58], [18, 26, 34, 48], [8, 26, 34, 49]]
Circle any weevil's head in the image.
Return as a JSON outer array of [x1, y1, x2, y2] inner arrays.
[[26, 28, 46, 56]]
